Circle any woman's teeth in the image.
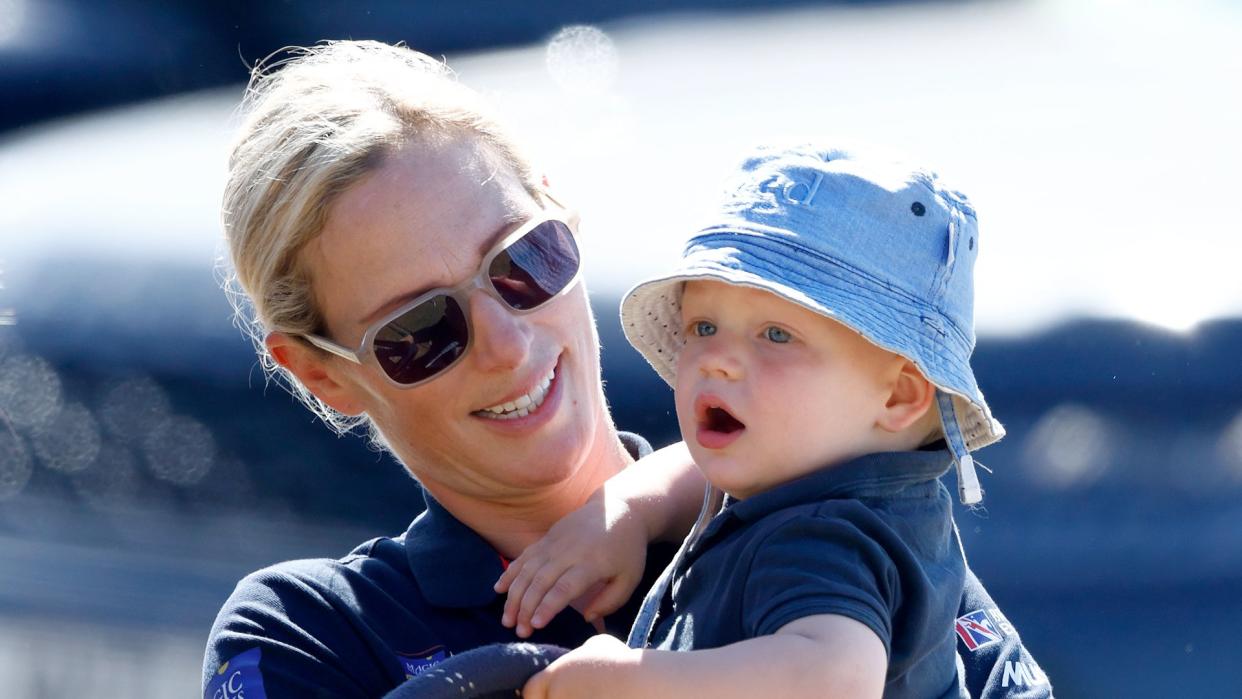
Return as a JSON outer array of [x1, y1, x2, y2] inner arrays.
[[478, 368, 555, 420]]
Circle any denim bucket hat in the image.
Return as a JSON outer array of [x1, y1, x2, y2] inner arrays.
[[620, 144, 1003, 505]]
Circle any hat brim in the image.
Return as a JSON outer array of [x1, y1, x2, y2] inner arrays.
[[619, 249, 1003, 452]]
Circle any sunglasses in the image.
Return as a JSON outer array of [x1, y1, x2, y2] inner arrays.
[[301, 212, 582, 388]]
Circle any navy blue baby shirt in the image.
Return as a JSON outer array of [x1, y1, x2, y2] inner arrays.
[[648, 448, 966, 699]]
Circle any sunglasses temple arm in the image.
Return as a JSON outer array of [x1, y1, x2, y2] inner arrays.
[[302, 334, 366, 365], [539, 187, 581, 227]]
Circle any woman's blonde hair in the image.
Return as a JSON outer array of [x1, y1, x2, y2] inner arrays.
[[221, 40, 542, 434]]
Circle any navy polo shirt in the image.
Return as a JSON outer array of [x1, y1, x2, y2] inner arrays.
[[648, 448, 966, 699], [202, 433, 672, 699]]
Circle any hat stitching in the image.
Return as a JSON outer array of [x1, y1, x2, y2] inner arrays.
[[685, 232, 974, 349], [636, 270, 978, 385], [626, 272, 980, 396], [689, 230, 929, 304]]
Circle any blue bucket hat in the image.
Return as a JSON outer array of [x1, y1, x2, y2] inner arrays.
[[620, 143, 1003, 505]]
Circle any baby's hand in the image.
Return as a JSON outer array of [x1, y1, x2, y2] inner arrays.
[[494, 490, 648, 638], [522, 634, 640, 699]]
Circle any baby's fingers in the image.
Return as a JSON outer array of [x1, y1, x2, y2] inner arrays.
[[524, 567, 597, 631], [499, 556, 543, 629], [511, 563, 580, 637], [580, 576, 638, 622], [500, 561, 537, 630]]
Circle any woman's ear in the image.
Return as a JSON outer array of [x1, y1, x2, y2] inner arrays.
[[265, 332, 367, 416], [876, 359, 936, 434]]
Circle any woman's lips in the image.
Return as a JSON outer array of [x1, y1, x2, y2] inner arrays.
[[475, 365, 556, 419], [472, 357, 563, 431]]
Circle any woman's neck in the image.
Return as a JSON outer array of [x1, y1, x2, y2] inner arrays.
[[426, 422, 635, 561]]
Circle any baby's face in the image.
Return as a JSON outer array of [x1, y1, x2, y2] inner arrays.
[[675, 280, 901, 499]]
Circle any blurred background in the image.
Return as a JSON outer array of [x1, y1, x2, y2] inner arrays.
[[2, 0, 1240, 696]]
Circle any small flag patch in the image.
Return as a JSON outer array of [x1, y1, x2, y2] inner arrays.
[[956, 609, 1004, 652]]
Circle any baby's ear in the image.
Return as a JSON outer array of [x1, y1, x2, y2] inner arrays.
[[877, 360, 936, 434]]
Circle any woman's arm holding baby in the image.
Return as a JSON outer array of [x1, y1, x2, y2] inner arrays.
[[495, 441, 704, 636], [522, 614, 886, 699]]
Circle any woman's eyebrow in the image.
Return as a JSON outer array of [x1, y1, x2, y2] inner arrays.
[[357, 211, 531, 328], [476, 208, 530, 258]]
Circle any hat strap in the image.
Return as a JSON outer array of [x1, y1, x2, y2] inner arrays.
[[937, 389, 983, 505], [627, 482, 724, 648]]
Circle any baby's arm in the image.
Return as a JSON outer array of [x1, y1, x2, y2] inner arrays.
[[494, 441, 704, 636], [522, 614, 887, 699]]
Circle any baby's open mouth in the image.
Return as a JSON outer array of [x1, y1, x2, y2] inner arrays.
[[703, 406, 746, 434], [694, 396, 747, 450]]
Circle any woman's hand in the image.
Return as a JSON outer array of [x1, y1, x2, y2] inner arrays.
[[521, 634, 642, 699], [495, 489, 649, 637]]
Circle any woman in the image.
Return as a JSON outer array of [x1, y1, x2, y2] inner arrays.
[[204, 40, 1047, 698]]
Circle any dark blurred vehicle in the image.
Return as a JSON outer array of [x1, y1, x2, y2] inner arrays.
[[0, 0, 933, 135]]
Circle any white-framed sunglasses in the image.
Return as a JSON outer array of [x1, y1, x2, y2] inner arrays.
[[300, 206, 582, 388]]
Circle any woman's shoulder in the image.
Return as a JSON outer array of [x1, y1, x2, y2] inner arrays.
[[224, 535, 411, 608], [202, 536, 425, 696]]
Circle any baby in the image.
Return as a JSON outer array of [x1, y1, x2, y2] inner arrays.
[[514, 144, 1006, 698]]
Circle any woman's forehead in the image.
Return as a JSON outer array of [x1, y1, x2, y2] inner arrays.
[[311, 138, 539, 333], [343, 138, 532, 228]]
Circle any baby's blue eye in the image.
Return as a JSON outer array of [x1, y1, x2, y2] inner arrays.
[[765, 326, 791, 343], [693, 321, 717, 337]]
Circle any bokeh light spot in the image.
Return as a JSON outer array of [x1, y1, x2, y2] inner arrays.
[[71, 441, 141, 511], [1022, 404, 1114, 490], [30, 402, 101, 473], [546, 25, 619, 96], [0, 354, 63, 430], [0, 428, 32, 500], [97, 375, 173, 445], [1216, 410, 1242, 480], [141, 414, 214, 486]]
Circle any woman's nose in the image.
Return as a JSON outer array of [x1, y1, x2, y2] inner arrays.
[[467, 289, 532, 373]]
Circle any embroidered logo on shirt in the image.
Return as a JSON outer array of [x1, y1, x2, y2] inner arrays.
[[1002, 660, 1049, 688], [206, 647, 268, 699], [955, 608, 1005, 651], [397, 645, 451, 679]]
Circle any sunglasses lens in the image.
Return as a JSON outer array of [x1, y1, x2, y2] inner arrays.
[[488, 220, 580, 310], [368, 219, 577, 386], [373, 295, 468, 385]]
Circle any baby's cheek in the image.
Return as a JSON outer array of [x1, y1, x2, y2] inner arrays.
[[672, 390, 698, 441], [672, 354, 700, 404], [673, 343, 701, 378]]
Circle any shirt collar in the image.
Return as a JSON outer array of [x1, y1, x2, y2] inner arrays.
[[404, 432, 654, 608], [720, 447, 954, 526]]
